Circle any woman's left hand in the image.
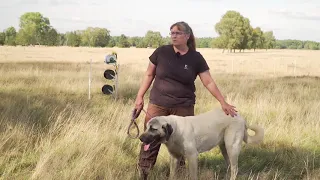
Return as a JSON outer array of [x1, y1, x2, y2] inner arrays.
[[221, 101, 237, 117]]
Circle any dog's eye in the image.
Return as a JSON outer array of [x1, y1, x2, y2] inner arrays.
[[150, 126, 157, 131]]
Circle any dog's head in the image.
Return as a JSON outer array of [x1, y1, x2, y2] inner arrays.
[[139, 117, 173, 151]]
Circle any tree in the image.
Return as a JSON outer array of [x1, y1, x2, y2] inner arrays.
[[57, 33, 66, 46], [215, 10, 252, 52], [304, 41, 319, 50], [94, 28, 110, 47], [43, 28, 58, 46], [273, 40, 320, 50], [196, 38, 214, 48], [0, 32, 4, 45], [16, 12, 52, 45], [129, 36, 143, 47], [212, 36, 229, 52], [117, 34, 130, 48], [128, 36, 148, 48], [143, 30, 163, 48], [65, 31, 81, 47], [107, 37, 116, 47], [238, 17, 253, 52], [80, 27, 110, 47], [250, 27, 264, 51], [4, 27, 17, 46], [162, 36, 171, 45], [263, 31, 276, 50]]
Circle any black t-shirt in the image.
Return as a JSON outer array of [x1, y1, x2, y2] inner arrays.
[[149, 45, 210, 108]]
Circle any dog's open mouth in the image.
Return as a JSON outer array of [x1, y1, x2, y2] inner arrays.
[[144, 144, 150, 151], [143, 139, 158, 151]]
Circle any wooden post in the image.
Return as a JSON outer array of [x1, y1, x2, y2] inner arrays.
[[273, 59, 276, 77], [88, 58, 92, 100], [294, 59, 297, 77]]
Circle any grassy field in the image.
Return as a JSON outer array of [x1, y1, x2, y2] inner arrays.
[[0, 46, 319, 180]]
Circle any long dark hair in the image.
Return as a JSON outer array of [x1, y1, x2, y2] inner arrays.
[[170, 21, 196, 51]]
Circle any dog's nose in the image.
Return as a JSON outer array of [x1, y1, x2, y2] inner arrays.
[[139, 134, 145, 142]]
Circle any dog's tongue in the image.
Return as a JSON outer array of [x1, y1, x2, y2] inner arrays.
[[144, 144, 150, 151]]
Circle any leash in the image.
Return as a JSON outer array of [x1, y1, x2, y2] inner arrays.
[[127, 108, 152, 139]]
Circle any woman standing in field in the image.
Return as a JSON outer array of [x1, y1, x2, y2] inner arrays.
[[133, 21, 237, 179]]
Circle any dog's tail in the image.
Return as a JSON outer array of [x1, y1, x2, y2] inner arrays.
[[243, 124, 264, 144]]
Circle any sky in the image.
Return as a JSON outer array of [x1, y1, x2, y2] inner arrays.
[[1, 0, 320, 41]]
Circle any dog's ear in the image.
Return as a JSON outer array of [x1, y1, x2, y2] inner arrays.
[[163, 123, 173, 141]]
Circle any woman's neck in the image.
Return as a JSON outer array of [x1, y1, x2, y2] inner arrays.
[[173, 44, 189, 55]]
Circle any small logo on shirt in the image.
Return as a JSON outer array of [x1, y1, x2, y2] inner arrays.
[[184, 64, 188, 70]]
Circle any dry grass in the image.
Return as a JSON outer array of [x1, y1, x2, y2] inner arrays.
[[0, 46, 319, 180], [1, 46, 320, 77]]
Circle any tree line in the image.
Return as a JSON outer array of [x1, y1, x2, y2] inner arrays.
[[212, 10, 319, 51], [0, 11, 319, 51]]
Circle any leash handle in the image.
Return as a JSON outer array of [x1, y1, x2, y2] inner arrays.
[[127, 109, 140, 139], [127, 108, 153, 139]]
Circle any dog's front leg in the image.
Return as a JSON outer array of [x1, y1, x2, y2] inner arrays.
[[186, 152, 198, 180], [169, 155, 179, 180]]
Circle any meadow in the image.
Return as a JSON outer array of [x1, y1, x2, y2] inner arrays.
[[0, 46, 319, 180]]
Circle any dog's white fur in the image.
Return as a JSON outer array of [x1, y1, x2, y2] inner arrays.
[[145, 108, 264, 180]]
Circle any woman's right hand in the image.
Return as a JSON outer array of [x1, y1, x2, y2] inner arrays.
[[133, 96, 144, 118]]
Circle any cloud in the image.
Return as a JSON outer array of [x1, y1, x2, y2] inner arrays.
[[88, 1, 102, 6], [51, 17, 94, 24], [19, 0, 39, 4], [50, 0, 79, 6], [2, 0, 80, 6], [0, 0, 39, 7], [49, 0, 102, 6], [270, 8, 320, 21]]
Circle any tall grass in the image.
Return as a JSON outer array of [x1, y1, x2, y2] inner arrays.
[[0, 55, 320, 179]]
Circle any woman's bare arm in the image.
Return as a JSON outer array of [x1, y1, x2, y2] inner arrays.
[[133, 62, 156, 118], [198, 70, 226, 104], [198, 70, 237, 117], [137, 62, 156, 98]]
